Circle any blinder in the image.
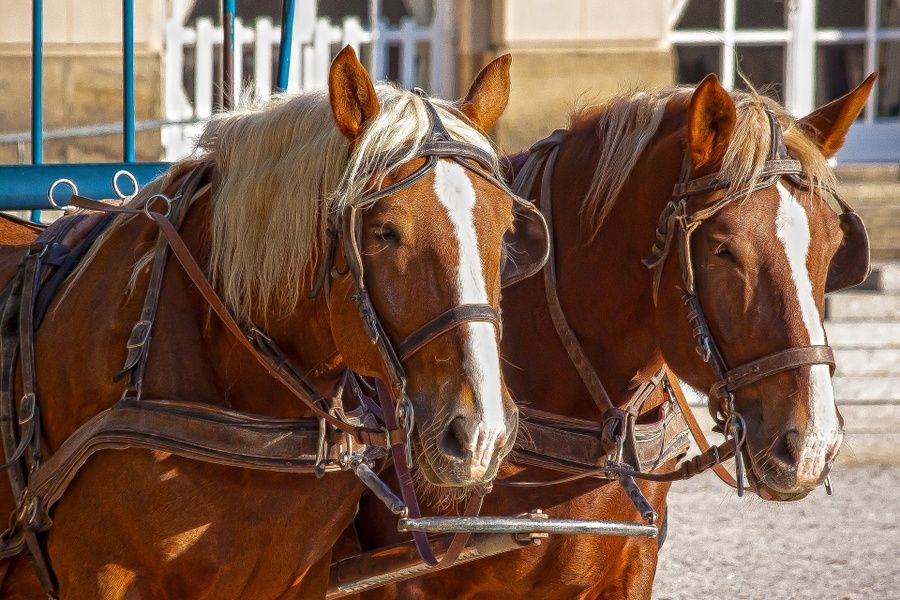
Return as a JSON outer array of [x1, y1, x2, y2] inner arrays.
[[826, 206, 870, 293], [502, 198, 550, 288]]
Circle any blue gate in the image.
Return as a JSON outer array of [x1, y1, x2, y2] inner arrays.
[[0, 0, 297, 221]]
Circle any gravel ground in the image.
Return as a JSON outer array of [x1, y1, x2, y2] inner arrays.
[[653, 464, 900, 599]]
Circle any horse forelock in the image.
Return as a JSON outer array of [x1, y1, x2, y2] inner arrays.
[[574, 86, 838, 240]]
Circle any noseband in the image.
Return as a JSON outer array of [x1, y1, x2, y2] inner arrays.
[[643, 109, 846, 492]]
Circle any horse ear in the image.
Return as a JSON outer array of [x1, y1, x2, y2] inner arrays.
[[798, 73, 877, 158], [459, 54, 512, 132], [329, 46, 380, 141], [687, 74, 737, 171]]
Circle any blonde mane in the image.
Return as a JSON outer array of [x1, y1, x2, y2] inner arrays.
[[578, 86, 838, 236], [176, 84, 498, 320], [66, 85, 500, 321]]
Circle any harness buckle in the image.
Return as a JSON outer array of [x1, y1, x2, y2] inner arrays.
[[18, 394, 36, 426], [125, 320, 152, 350]]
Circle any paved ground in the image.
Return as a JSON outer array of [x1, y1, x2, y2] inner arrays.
[[653, 464, 900, 599]]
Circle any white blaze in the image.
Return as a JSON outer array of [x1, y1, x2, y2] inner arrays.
[[774, 183, 841, 478], [433, 160, 506, 479]]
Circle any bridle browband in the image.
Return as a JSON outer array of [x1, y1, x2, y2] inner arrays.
[[643, 108, 844, 494]]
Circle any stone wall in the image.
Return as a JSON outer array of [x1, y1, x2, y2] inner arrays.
[[461, 0, 674, 152], [496, 47, 672, 152], [0, 0, 165, 164], [0, 50, 163, 163]]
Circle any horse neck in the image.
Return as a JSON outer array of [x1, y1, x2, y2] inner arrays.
[[502, 116, 685, 422], [142, 194, 342, 416]]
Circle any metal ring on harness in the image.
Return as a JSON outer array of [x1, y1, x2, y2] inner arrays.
[[141, 193, 173, 220], [112, 170, 140, 201], [47, 179, 78, 209]]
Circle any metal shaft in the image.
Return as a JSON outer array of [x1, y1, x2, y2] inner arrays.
[[328, 533, 530, 598], [222, 0, 236, 110], [398, 515, 657, 538], [31, 0, 43, 222]]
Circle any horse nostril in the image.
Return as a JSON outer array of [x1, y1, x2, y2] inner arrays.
[[784, 429, 804, 465], [438, 416, 470, 460]]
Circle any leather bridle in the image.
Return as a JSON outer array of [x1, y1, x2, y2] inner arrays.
[[312, 90, 512, 407], [643, 109, 843, 493]]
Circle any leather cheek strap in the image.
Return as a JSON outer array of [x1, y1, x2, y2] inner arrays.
[[396, 304, 500, 362]]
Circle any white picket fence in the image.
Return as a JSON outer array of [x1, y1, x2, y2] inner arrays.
[[163, 1, 453, 160]]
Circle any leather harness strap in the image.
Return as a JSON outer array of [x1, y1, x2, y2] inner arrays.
[[115, 165, 211, 399], [67, 192, 392, 447], [374, 380, 485, 568], [534, 146, 615, 418], [505, 129, 739, 489]]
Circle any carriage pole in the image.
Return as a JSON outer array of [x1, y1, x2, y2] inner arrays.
[[123, 0, 135, 163], [30, 0, 43, 222], [276, 0, 295, 93]]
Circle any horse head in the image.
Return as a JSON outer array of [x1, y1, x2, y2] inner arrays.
[[653, 73, 876, 500], [324, 48, 523, 488]]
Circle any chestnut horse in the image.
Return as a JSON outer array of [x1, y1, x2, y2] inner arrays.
[[350, 73, 876, 599], [0, 48, 522, 598]]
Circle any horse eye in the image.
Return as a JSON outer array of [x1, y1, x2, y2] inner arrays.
[[714, 244, 737, 262], [375, 224, 400, 244]]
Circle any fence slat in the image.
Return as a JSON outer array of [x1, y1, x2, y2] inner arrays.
[[256, 18, 275, 100], [399, 18, 417, 89], [163, 8, 448, 160], [194, 19, 216, 119]]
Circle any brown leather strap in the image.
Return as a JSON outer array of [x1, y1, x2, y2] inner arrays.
[[26, 399, 344, 511], [116, 164, 212, 397], [374, 380, 485, 569], [606, 438, 736, 482], [671, 159, 803, 197], [510, 370, 690, 481], [712, 345, 835, 398], [67, 194, 386, 446], [662, 376, 737, 487], [397, 304, 500, 362], [537, 146, 615, 415], [1, 399, 383, 565]]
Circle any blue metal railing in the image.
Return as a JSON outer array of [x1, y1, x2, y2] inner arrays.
[[2, 0, 297, 218]]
